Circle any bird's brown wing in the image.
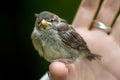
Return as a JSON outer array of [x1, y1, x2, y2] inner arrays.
[[57, 25, 89, 51]]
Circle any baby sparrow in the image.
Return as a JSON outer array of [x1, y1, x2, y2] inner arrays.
[[31, 11, 101, 63]]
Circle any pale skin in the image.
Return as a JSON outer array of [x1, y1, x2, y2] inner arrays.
[[49, 0, 120, 80]]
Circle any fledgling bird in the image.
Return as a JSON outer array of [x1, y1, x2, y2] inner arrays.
[[31, 11, 101, 63]]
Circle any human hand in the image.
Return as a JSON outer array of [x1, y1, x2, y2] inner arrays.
[[49, 0, 120, 80]]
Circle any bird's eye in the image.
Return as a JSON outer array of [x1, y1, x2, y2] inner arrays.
[[50, 19, 54, 22]]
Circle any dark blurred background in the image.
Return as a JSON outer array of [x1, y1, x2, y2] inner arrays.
[[1, 0, 81, 80]]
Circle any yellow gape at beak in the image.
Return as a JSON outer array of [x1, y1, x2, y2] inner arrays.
[[38, 19, 52, 27]]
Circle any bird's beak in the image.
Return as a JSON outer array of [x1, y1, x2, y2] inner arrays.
[[38, 19, 52, 27]]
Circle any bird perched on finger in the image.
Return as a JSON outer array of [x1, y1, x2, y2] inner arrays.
[[31, 11, 101, 63]]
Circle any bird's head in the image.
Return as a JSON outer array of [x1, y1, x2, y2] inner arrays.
[[34, 11, 67, 30]]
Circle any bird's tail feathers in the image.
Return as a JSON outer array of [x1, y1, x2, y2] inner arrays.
[[86, 53, 101, 61]]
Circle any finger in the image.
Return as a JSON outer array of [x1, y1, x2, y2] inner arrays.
[[93, 0, 120, 32], [49, 62, 68, 80], [111, 15, 120, 44], [72, 0, 100, 29]]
